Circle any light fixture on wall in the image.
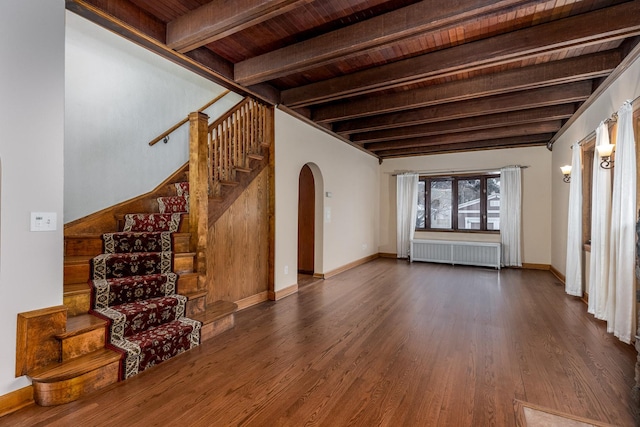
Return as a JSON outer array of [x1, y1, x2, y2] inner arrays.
[[560, 165, 572, 183], [596, 143, 615, 169]]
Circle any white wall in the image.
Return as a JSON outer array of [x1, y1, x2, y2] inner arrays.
[[275, 110, 380, 290], [551, 54, 640, 275], [0, 0, 65, 395], [65, 12, 241, 223], [379, 147, 553, 265]]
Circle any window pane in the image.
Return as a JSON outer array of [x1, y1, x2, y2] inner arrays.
[[430, 180, 452, 229], [458, 179, 480, 230], [416, 181, 425, 228], [487, 177, 500, 230]]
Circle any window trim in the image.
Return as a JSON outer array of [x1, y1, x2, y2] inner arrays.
[[416, 173, 500, 233]]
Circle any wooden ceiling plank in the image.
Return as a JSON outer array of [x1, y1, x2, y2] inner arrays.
[[364, 121, 563, 151], [233, 0, 541, 85], [282, 1, 640, 107], [351, 104, 575, 143], [376, 135, 552, 158], [313, 49, 619, 122], [334, 80, 591, 134], [166, 0, 313, 53]]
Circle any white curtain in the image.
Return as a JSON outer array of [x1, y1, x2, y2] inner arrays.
[[565, 143, 582, 297], [588, 122, 612, 319], [396, 173, 419, 259], [500, 166, 522, 267], [606, 101, 636, 344]]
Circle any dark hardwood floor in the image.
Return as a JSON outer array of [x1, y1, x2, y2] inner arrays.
[[4, 259, 638, 426]]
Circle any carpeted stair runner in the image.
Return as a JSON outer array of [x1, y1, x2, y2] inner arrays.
[[89, 183, 201, 380]]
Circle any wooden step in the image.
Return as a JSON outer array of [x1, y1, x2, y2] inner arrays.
[[56, 314, 107, 361], [192, 300, 238, 342], [247, 153, 264, 161], [174, 252, 195, 273], [64, 273, 198, 316], [115, 213, 190, 232], [177, 272, 199, 294], [65, 233, 191, 257], [64, 235, 103, 257], [234, 166, 252, 174], [29, 348, 121, 406], [65, 250, 194, 285], [184, 289, 207, 317], [63, 283, 91, 316]]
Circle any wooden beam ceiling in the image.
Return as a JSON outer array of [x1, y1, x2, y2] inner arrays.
[[233, 0, 541, 86], [333, 81, 592, 134], [166, 0, 312, 53], [68, 0, 640, 159], [282, 1, 640, 107], [312, 50, 620, 123]]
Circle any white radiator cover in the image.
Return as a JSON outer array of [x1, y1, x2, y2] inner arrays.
[[410, 239, 501, 269]]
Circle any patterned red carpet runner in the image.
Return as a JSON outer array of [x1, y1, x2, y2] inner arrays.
[[89, 183, 201, 380]]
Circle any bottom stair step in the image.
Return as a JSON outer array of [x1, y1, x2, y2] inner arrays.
[[110, 317, 201, 380], [29, 349, 121, 406], [193, 300, 238, 342]]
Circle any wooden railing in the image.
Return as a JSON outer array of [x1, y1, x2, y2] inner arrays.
[[207, 97, 271, 196], [149, 90, 230, 146]]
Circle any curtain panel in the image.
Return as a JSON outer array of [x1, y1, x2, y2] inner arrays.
[[499, 166, 522, 267], [565, 143, 583, 297], [588, 122, 612, 319], [396, 173, 419, 259], [607, 101, 636, 344]]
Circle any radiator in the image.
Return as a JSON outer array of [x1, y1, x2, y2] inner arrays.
[[410, 239, 501, 269]]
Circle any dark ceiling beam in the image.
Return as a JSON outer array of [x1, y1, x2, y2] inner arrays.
[[80, 0, 165, 42], [166, 0, 311, 53], [282, 1, 640, 107], [364, 121, 562, 152], [351, 104, 575, 144], [334, 81, 591, 134], [234, 0, 538, 85], [66, 0, 280, 105], [313, 50, 619, 123], [376, 135, 553, 159]]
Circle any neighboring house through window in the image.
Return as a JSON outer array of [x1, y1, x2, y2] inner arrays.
[[416, 174, 500, 232]]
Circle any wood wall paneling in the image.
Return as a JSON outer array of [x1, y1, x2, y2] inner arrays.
[[207, 168, 269, 304]]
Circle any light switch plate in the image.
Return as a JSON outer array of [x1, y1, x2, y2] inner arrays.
[[30, 212, 57, 231]]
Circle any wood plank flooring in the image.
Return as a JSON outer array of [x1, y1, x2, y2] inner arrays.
[[3, 259, 639, 426]]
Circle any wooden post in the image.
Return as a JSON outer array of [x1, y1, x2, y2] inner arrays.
[[188, 111, 209, 288]]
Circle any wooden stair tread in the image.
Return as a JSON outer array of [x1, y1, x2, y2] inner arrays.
[[182, 289, 207, 299], [192, 301, 238, 324], [65, 255, 93, 265], [29, 349, 121, 383], [220, 180, 239, 186], [64, 283, 91, 296], [234, 166, 252, 173], [247, 153, 264, 160], [57, 314, 106, 340]]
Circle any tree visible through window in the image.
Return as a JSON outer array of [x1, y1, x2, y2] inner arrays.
[[416, 174, 500, 231]]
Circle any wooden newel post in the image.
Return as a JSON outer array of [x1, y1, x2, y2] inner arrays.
[[188, 111, 209, 288]]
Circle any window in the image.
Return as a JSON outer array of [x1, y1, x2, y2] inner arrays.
[[416, 174, 500, 231]]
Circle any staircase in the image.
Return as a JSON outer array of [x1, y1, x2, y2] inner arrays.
[[20, 95, 272, 407]]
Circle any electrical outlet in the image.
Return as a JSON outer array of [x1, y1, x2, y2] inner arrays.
[[284, 265, 289, 275]]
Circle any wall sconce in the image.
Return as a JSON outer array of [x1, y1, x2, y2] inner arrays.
[[596, 144, 615, 169], [560, 165, 572, 183]]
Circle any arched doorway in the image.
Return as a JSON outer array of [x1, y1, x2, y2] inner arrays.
[[298, 164, 315, 275]]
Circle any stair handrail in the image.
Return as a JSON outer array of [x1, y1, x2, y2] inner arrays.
[[149, 90, 230, 146]]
